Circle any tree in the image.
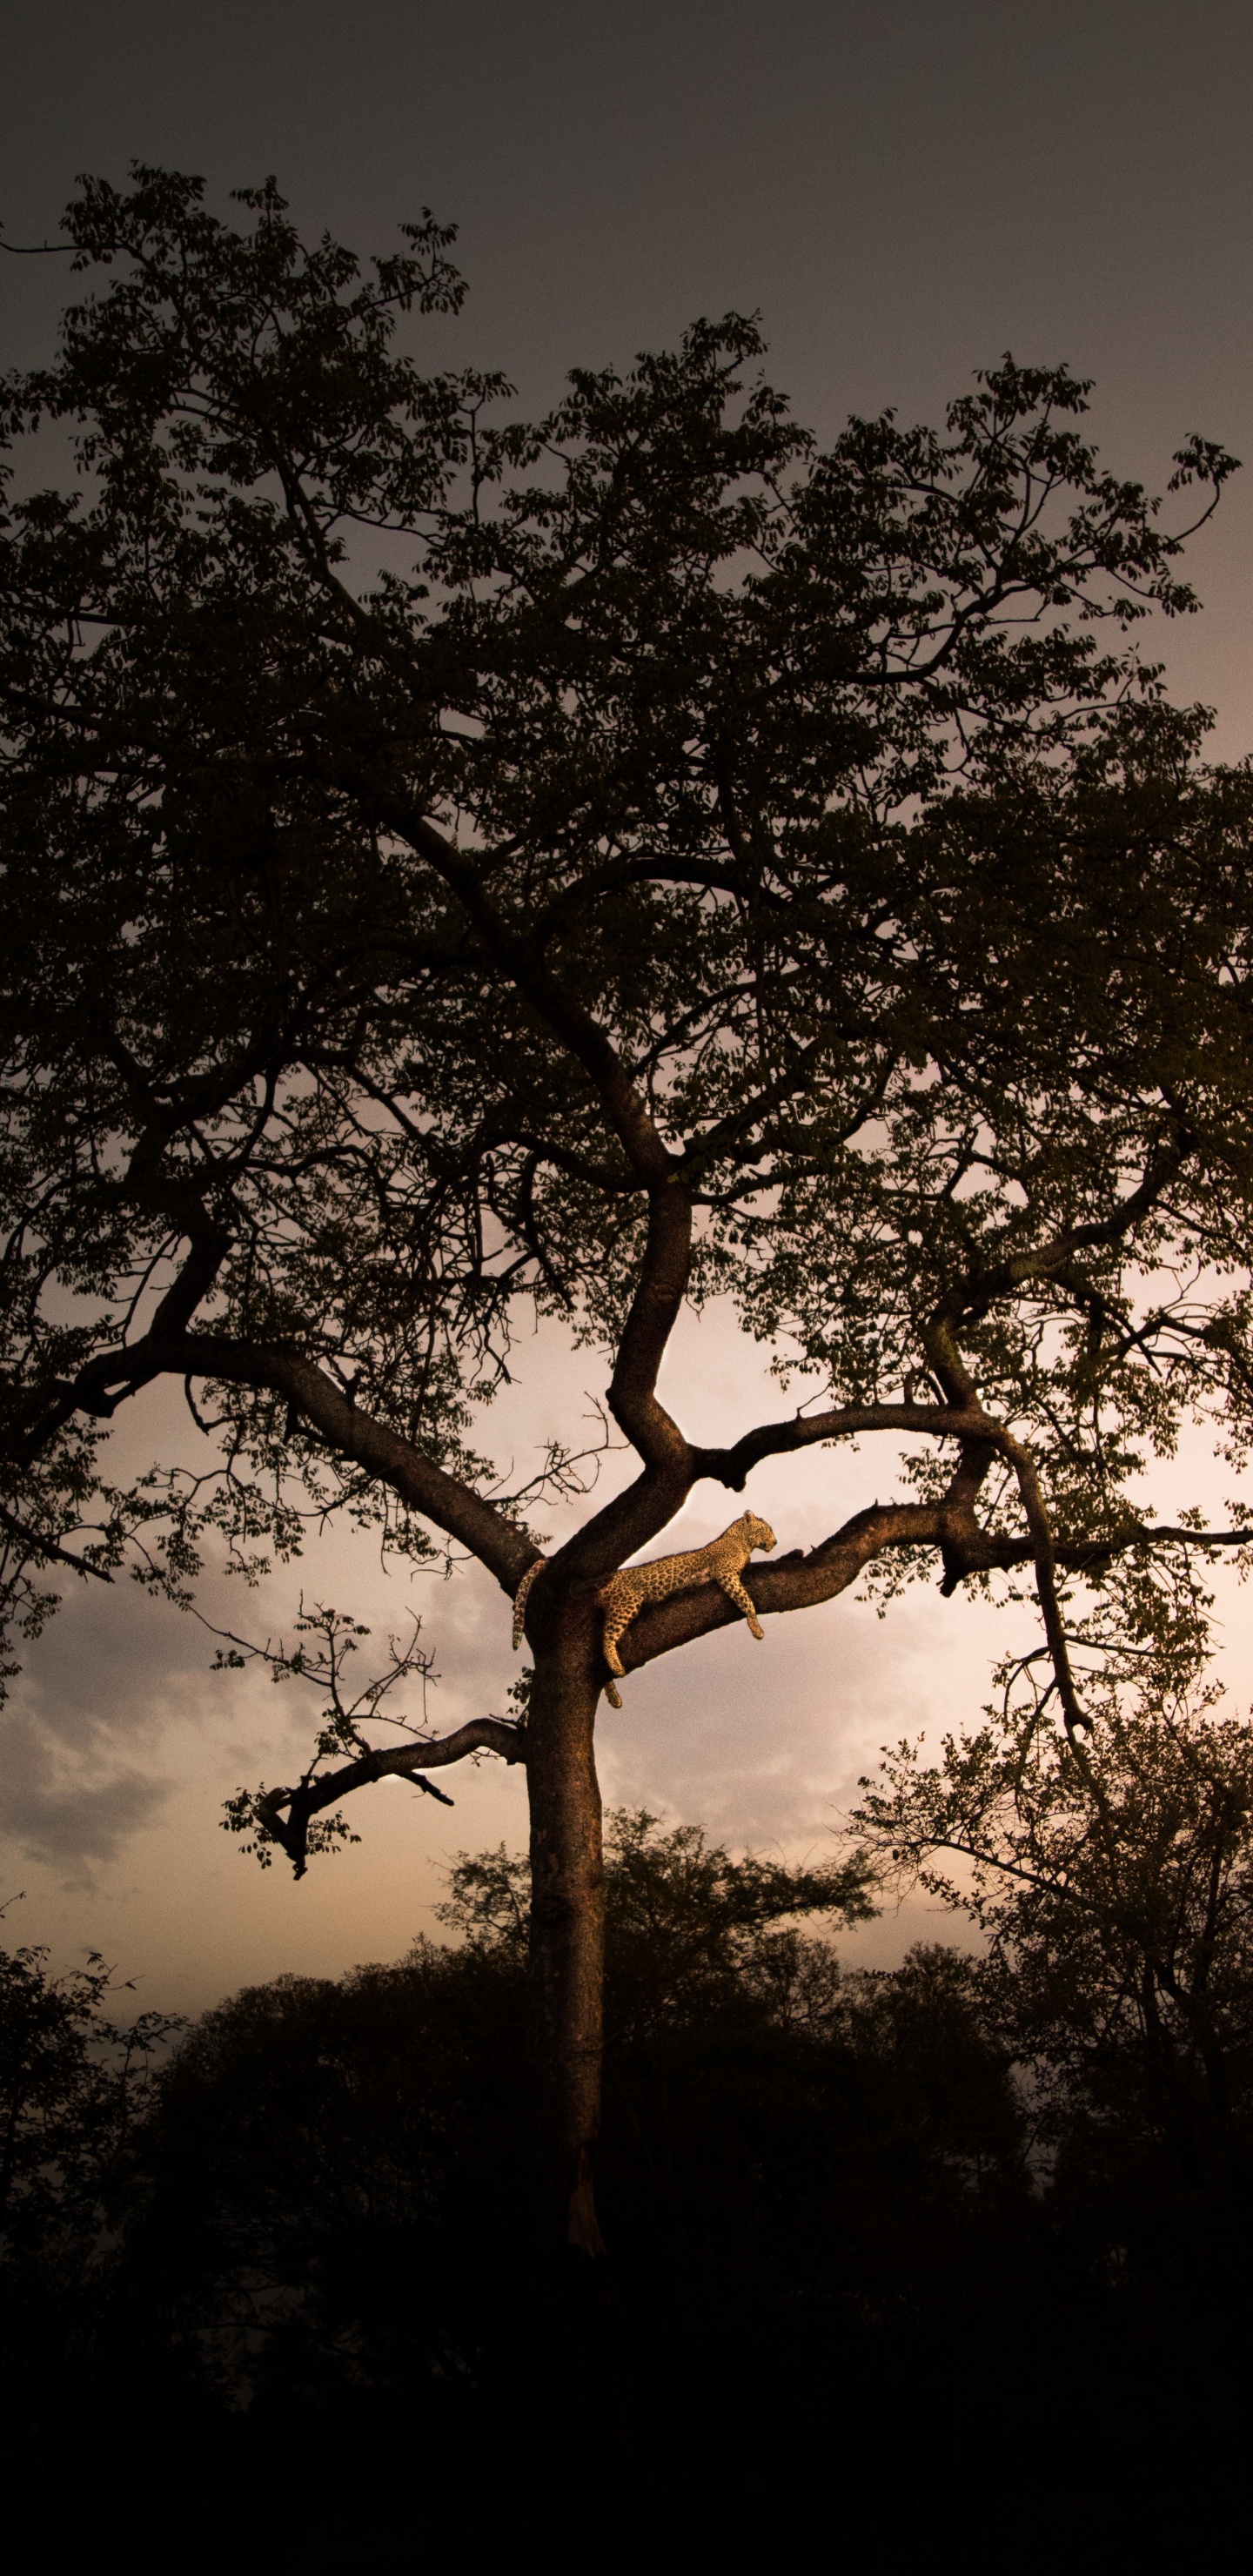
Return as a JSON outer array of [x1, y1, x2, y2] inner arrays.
[[856, 1652, 1253, 2212], [441, 1806, 872, 2048], [3, 164, 1253, 2253], [851, 1640, 1253, 2487], [0, 1914, 176, 2343], [97, 1816, 1029, 2554], [123, 1814, 868, 2398]]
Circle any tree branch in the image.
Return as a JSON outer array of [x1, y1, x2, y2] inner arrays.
[[691, 1401, 994, 1491], [606, 1181, 694, 1474], [612, 1503, 1253, 1675], [530, 1184, 699, 1593], [177, 1334, 536, 1592], [383, 800, 673, 1184], [999, 1429, 1089, 1741], [0, 1501, 113, 1582], [257, 1715, 526, 1877], [617, 1500, 949, 1668], [922, 1136, 1191, 1401], [14, 1324, 537, 1596]]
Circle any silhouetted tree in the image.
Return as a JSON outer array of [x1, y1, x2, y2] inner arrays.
[[856, 1655, 1253, 2244], [442, 1806, 871, 2043], [3, 164, 1253, 2249], [122, 1818, 1023, 2433], [11, 1800, 1253, 2546], [0, 1918, 176, 2405]]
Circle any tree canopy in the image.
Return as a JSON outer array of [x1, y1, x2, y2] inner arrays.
[[3, 166, 1253, 2230]]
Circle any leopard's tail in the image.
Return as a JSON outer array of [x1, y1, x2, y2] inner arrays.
[[512, 1555, 546, 1650]]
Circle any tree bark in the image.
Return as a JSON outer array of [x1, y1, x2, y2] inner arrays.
[[522, 1617, 639, 2496], [526, 1613, 608, 2257]]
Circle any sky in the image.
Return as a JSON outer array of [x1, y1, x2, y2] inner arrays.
[[3, 0, 1252, 2011]]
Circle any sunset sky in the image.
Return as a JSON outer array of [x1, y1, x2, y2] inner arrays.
[[3, 0, 1252, 2012]]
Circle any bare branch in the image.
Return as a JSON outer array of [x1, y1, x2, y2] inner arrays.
[[254, 1715, 527, 1877]]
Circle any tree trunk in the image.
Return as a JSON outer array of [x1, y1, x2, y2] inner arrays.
[[524, 1619, 636, 2509], [526, 1625, 607, 2255]]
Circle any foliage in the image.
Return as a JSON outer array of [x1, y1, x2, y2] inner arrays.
[[1, 165, 1250, 1750], [0, 1923, 177, 2266], [120, 1815, 1006, 2398], [125, 1938, 528, 2398], [439, 1805, 874, 2045], [854, 1665, 1253, 2216], [6, 1801, 1253, 2545]]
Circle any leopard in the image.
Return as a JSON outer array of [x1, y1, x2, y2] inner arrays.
[[511, 1512, 777, 1707], [598, 1511, 776, 1705]]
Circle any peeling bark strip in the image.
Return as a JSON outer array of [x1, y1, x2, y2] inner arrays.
[[3, 172, 1250, 2263]]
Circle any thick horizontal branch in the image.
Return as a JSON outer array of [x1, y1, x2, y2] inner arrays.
[[618, 1501, 948, 1668], [258, 1715, 526, 1878], [691, 1403, 993, 1491], [981, 1525, 1253, 1577], [613, 1506, 1253, 1674], [20, 1322, 537, 1595]]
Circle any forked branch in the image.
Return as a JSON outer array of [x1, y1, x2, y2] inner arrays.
[[246, 1715, 526, 1878]]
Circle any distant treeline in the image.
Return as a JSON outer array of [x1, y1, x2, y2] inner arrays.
[[3, 1773, 1251, 2557]]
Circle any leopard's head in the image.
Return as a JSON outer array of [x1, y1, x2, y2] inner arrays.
[[740, 1512, 777, 1553]]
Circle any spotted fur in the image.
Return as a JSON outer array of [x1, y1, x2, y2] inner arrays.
[[512, 1555, 545, 1650], [511, 1515, 777, 1710], [595, 1511, 776, 1704]]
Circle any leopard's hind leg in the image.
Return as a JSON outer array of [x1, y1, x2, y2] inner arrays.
[[719, 1572, 765, 1639], [600, 1600, 632, 1707]]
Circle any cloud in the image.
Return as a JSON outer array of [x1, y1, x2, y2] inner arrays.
[[594, 1581, 996, 1848], [0, 1573, 211, 1864], [0, 1734, 171, 1869]]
